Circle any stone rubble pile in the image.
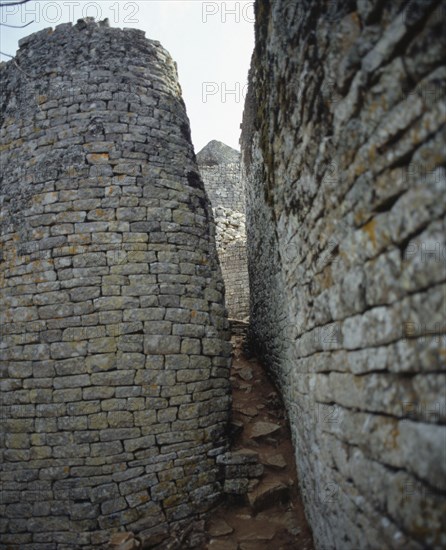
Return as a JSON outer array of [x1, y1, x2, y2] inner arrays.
[[213, 207, 246, 250]]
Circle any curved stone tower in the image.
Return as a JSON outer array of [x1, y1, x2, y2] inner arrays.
[[0, 19, 231, 548]]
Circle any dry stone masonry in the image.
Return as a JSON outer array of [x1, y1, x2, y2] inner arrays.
[[242, 0, 446, 549], [0, 19, 232, 548], [197, 141, 249, 320]]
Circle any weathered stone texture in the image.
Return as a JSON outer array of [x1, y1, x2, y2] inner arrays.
[[197, 141, 249, 319], [0, 19, 231, 548], [242, 1, 445, 549]]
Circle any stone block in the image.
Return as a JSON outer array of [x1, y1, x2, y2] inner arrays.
[[144, 335, 181, 354], [53, 374, 90, 389], [119, 474, 158, 496], [50, 342, 87, 360], [86, 354, 117, 372], [91, 370, 135, 386], [88, 338, 117, 354]]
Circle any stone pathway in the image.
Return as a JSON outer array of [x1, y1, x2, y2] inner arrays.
[[204, 334, 314, 550]]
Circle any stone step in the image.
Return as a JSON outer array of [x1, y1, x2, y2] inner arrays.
[[247, 480, 291, 513], [247, 420, 282, 440], [207, 519, 234, 537], [261, 451, 288, 470]]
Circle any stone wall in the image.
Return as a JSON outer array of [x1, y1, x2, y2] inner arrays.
[[0, 19, 232, 548], [242, 1, 446, 549], [197, 141, 249, 319]]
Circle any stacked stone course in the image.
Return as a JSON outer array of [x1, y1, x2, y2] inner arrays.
[[242, 0, 446, 548], [0, 19, 231, 548], [197, 141, 249, 320]]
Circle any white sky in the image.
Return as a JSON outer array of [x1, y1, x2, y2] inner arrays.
[[0, 0, 255, 152]]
